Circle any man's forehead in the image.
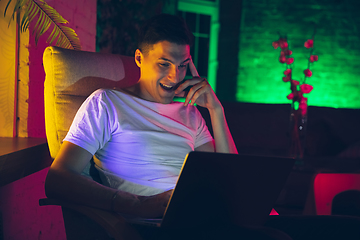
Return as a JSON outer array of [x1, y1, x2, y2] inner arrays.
[[150, 41, 190, 60]]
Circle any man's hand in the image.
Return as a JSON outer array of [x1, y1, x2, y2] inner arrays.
[[175, 58, 222, 111], [137, 190, 173, 218], [115, 189, 173, 218], [175, 58, 238, 154]]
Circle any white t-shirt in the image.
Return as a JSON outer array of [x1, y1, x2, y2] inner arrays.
[[64, 89, 213, 196]]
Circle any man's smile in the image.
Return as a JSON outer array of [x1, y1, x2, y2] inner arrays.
[[160, 82, 175, 91]]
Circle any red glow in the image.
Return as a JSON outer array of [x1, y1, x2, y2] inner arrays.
[[313, 173, 360, 215]]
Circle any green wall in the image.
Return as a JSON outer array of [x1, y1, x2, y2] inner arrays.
[[237, 0, 360, 109]]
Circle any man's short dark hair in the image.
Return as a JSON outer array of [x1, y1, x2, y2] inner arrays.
[[138, 14, 194, 55]]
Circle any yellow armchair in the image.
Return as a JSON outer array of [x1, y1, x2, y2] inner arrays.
[[43, 46, 139, 159], [41, 46, 142, 240]]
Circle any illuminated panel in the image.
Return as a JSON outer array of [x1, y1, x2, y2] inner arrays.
[[238, 0, 360, 109]]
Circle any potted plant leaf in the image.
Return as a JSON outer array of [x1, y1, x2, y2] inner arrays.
[[3, 0, 81, 50]]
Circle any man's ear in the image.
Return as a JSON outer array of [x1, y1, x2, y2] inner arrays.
[[135, 49, 142, 67]]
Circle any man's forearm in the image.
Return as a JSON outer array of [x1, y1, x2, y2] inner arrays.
[[45, 167, 138, 213], [45, 167, 169, 218], [208, 106, 238, 154]]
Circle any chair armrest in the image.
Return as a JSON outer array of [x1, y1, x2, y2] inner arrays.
[[39, 198, 143, 240]]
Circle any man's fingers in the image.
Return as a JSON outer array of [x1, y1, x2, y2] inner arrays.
[[189, 58, 199, 77], [184, 80, 206, 105], [175, 91, 186, 98], [189, 88, 207, 106], [175, 78, 202, 95]]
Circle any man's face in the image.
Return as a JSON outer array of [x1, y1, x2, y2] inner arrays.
[[135, 41, 190, 104]]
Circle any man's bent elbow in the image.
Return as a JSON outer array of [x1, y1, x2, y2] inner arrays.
[[44, 167, 66, 199]]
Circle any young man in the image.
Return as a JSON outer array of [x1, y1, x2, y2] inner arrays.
[[46, 14, 360, 240], [45, 14, 237, 219]]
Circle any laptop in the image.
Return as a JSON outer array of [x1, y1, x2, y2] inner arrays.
[[124, 151, 295, 229]]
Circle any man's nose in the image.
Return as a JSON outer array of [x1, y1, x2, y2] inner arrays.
[[167, 67, 180, 83]]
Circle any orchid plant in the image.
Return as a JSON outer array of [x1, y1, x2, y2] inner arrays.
[[272, 35, 318, 115]]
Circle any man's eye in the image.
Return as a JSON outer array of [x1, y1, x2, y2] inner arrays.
[[159, 63, 170, 67], [179, 64, 187, 69]]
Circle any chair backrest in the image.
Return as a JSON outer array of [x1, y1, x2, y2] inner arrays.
[[43, 46, 140, 159], [313, 173, 360, 215]]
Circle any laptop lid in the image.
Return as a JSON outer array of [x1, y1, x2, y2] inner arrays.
[[160, 151, 295, 229]]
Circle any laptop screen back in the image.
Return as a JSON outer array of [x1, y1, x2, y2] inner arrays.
[[160, 152, 295, 228]]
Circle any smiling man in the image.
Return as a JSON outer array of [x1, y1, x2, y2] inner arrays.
[[44, 15, 243, 240], [45, 14, 237, 219], [131, 41, 190, 104]]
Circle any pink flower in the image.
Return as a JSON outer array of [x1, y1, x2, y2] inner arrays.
[[284, 69, 292, 75], [300, 96, 307, 103], [304, 69, 312, 77], [279, 55, 286, 63], [283, 76, 291, 82], [286, 58, 294, 64], [304, 39, 314, 48], [272, 41, 279, 49], [299, 97, 308, 115], [299, 103, 308, 115], [286, 93, 294, 100], [310, 55, 318, 62], [287, 93, 294, 100], [300, 84, 313, 93], [272, 36, 317, 102], [277, 38, 288, 49], [291, 80, 300, 85], [284, 50, 292, 56], [280, 41, 288, 49]]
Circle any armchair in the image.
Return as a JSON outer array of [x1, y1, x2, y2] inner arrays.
[[41, 46, 142, 240]]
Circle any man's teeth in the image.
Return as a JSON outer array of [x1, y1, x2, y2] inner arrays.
[[160, 83, 173, 90]]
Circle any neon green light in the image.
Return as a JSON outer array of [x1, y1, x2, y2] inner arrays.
[[237, 37, 360, 109], [294, 101, 299, 110]]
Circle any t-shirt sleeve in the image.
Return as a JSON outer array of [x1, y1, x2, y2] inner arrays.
[[64, 90, 113, 155], [194, 109, 213, 148]]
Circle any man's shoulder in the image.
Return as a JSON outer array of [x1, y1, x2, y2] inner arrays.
[[91, 88, 115, 96], [89, 88, 125, 101], [83, 89, 121, 109]]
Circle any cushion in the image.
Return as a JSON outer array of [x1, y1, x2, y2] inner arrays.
[[43, 46, 140, 158]]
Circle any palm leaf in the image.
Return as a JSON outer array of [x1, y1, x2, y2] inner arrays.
[[4, 0, 27, 24], [4, 0, 81, 50]]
